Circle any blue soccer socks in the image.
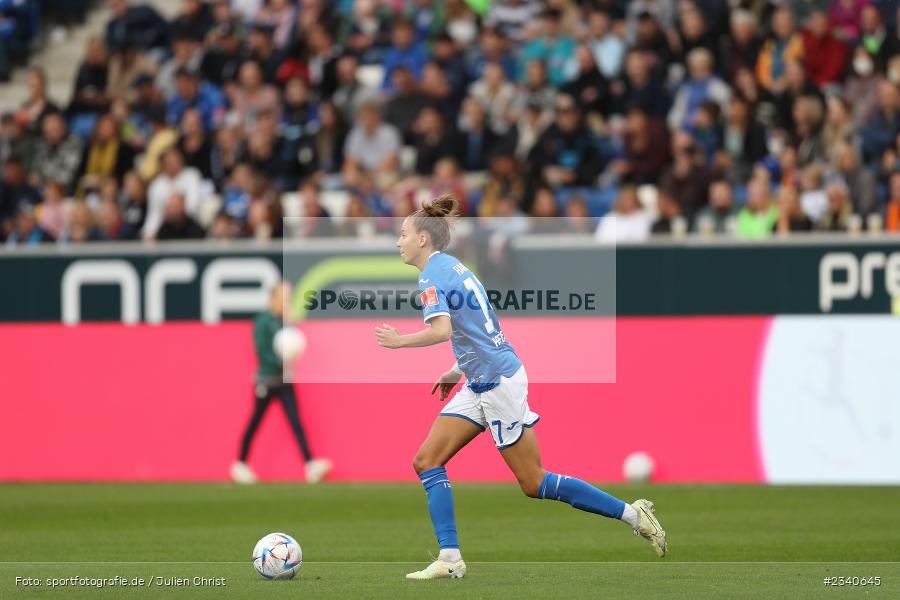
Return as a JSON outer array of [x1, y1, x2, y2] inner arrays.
[[419, 468, 627, 553], [538, 471, 626, 519], [419, 467, 460, 549]]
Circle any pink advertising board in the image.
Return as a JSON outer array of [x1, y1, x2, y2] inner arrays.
[[0, 317, 768, 482]]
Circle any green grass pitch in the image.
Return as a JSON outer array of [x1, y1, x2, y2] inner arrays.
[[1, 483, 898, 599]]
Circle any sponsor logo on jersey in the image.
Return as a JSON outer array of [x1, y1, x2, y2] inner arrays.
[[421, 286, 439, 308], [452, 263, 469, 276]]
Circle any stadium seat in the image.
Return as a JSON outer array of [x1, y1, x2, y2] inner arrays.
[[556, 187, 618, 218], [463, 172, 488, 193], [320, 190, 351, 223], [400, 146, 417, 174], [637, 185, 659, 218], [196, 194, 222, 229], [414, 188, 433, 209], [281, 192, 302, 219], [356, 65, 384, 90]]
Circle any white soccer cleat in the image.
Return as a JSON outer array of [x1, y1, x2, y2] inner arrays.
[[305, 458, 333, 484], [405, 559, 466, 580], [230, 461, 257, 484], [632, 498, 667, 557]]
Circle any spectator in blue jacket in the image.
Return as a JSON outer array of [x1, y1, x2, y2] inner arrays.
[[668, 47, 731, 130], [861, 79, 900, 162], [0, 0, 39, 67], [381, 20, 429, 92], [105, 0, 169, 53], [167, 67, 227, 132], [467, 26, 517, 82], [5, 204, 53, 245]]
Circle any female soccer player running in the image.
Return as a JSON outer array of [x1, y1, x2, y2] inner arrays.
[[374, 195, 667, 580]]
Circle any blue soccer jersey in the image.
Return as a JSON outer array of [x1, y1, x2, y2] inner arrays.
[[418, 252, 521, 392]]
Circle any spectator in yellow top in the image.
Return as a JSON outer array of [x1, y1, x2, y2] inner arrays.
[[136, 106, 178, 182], [76, 113, 135, 195], [755, 8, 804, 92]]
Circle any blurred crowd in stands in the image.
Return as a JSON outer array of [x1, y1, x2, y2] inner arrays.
[[2, 0, 900, 246], [0, 1, 91, 81]]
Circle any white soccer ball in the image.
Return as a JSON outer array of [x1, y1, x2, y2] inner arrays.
[[623, 451, 655, 483], [252, 532, 303, 580], [273, 327, 307, 361]]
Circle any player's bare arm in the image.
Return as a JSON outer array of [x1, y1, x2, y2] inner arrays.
[[374, 315, 451, 349], [431, 366, 463, 401]]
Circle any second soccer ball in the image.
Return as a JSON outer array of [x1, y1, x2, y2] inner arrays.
[[273, 327, 307, 361], [623, 451, 655, 483]]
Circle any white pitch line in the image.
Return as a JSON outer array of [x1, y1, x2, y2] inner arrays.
[[1, 561, 899, 565]]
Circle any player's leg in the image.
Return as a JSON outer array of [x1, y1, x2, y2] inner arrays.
[[239, 386, 274, 459], [496, 426, 546, 496], [487, 367, 667, 556], [406, 414, 483, 580], [275, 384, 313, 461], [501, 427, 626, 515], [232, 385, 274, 483], [500, 428, 667, 557], [413, 415, 481, 547], [413, 414, 483, 475], [277, 384, 332, 483]]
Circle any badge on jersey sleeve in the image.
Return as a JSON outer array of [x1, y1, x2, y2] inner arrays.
[[420, 286, 439, 308]]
